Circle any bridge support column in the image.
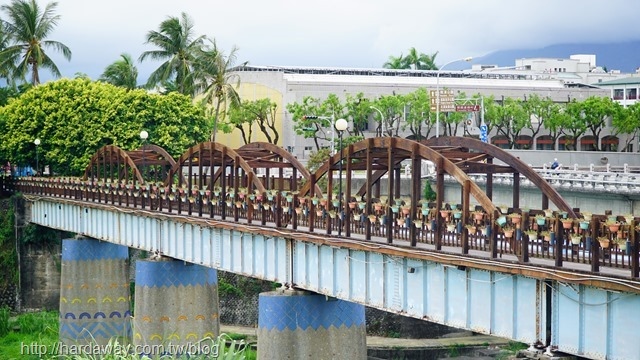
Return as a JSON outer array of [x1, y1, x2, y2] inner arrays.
[[257, 289, 366, 360], [133, 259, 219, 355], [59, 238, 131, 347]]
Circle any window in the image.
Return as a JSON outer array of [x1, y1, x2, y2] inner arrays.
[[613, 89, 624, 100], [627, 88, 637, 100], [601, 136, 619, 152], [536, 136, 554, 150], [580, 136, 596, 151], [514, 135, 532, 150]]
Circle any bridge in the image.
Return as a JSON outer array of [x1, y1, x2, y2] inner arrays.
[[4, 136, 640, 360]]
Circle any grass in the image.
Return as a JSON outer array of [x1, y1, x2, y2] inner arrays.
[[0, 309, 256, 360], [0, 309, 59, 360]]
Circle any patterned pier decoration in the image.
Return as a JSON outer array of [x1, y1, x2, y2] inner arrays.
[[133, 259, 219, 354], [258, 289, 367, 360], [59, 238, 131, 347]]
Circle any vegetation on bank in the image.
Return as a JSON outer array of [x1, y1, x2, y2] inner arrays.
[[0, 308, 254, 360]]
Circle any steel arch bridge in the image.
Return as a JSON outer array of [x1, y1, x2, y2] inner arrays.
[[81, 137, 575, 222]]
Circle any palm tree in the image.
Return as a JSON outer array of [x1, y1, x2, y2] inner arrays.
[[194, 40, 242, 142], [383, 54, 406, 69], [99, 53, 138, 90], [404, 47, 439, 70], [0, 0, 71, 85], [139, 12, 206, 95]]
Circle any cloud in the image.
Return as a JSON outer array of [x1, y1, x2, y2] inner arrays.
[[16, 0, 640, 82]]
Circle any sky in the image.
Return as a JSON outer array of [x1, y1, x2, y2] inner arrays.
[[15, 0, 640, 83]]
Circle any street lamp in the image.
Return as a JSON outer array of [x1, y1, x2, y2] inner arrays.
[[34, 138, 41, 176], [335, 118, 348, 236], [369, 106, 385, 136], [139, 130, 148, 180], [435, 56, 473, 138]]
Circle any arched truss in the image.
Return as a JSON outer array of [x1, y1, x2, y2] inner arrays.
[[131, 144, 177, 183], [83, 145, 143, 184], [423, 136, 577, 218], [237, 142, 323, 197], [165, 142, 266, 193], [299, 137, 498, 214]]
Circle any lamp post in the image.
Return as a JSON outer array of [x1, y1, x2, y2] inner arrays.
[[34, 138, 41, 175], [335, 118, 348, 236], [139, 130, 148, 181], [435, 57, 473, 138], [370, 106, 385, 136]]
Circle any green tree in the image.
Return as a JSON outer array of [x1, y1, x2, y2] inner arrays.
[[0, 78, 208, 174], [0, 0, 71, 85], [404, 47, 439, 70], [195, 39, 242, 142], [486, 97, 527, 148], [344, 93, 372, 137], [286, 96, 325, 150], [560, 100, 589, 150], [372, 94, 404, 137], [613, 102, 640, 151], [99, 53, 138, 90], [580, 96, 621, 151], [139, 12, 205, 95], [522, 94, 555, 140], [224, 99, 279, 144], [383, 54, 406, 69], [401, 88, 432, 140]]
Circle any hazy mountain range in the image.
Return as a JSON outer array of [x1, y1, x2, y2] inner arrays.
[[464, 40, 640, 73]]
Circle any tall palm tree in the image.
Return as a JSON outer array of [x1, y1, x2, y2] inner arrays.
[[383, 54, 406, 69], [99, 53, 138, 90], [139, 12, 205, 95], [0, 0, 71, 85], [404, 47, 439, 70], [194, 40, 242, 142]]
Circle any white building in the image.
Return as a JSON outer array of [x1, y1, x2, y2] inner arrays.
[[230, 65, 609, 159]]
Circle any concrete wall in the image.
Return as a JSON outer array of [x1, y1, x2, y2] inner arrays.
[[504, 149, 640, 168], [20, 243, 61, 310]]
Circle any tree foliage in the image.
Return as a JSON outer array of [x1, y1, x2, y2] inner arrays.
[[382, 48, 439, 70], [0, 0, 71, 85], [224, 98, 279, 144], [0, 78, 208, 175], [99, 53, 138, 90], [139, 12, 206, 95]]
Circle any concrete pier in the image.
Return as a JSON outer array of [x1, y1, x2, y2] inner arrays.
[[133, 259, 219, 355], [59, 238, 131, 347], [257, 289, 367, 360]]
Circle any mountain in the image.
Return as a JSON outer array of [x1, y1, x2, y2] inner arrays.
[[466, 40, 640, 73]]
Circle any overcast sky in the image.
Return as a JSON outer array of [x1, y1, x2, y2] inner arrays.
[[23, 0, 640, 82]]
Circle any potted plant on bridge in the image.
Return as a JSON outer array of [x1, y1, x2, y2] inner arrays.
[[540, 231, 552, 242], [561, 218, 574, 230], [605, 219, 620, 233], [525, 229, 538, 240], [502, 226, 514, 238], [613, 237, 628, 251], [507, 213, 522, 225], [465, 224, 476, 234], [597, 236, 611, 249], [623, 214, 635, 224], [570, 234, 582, 245], [535, 214, 547, 227]]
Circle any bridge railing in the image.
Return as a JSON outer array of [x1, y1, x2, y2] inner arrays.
[[9, 176, 640, 279]]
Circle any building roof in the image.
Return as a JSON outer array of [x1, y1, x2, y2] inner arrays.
[[594, 76, 640, 86]]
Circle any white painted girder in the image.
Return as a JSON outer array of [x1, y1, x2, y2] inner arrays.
[[28, 199, 552, 349]]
